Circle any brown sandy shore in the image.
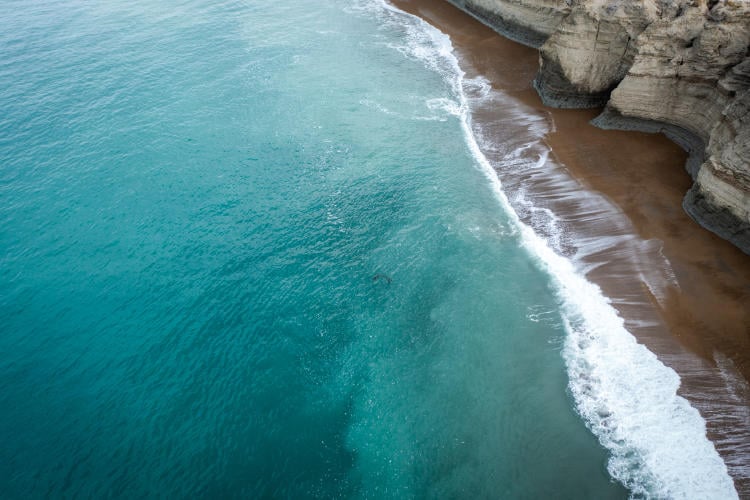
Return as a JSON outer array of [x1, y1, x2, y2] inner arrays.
[[388, 0, 750, 494]]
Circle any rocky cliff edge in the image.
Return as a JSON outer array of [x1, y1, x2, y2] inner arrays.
[[448, 0, 750, 253]]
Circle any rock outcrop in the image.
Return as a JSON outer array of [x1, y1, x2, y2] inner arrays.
[[448, 0, 572, 47], [447, 0, 750, 254]]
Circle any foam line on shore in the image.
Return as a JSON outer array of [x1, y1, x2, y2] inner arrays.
[[362, 1, 739, 497]]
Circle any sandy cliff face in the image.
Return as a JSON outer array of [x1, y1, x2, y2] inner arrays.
[[449, 0, 572, 47], [535, 1, 656, 107], [449, 0, 750, 253]]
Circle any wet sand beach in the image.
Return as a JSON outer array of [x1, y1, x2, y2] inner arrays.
[[390, 0, 750, 493]]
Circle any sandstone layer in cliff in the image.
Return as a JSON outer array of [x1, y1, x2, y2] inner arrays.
[[449, 0, 750, 254]]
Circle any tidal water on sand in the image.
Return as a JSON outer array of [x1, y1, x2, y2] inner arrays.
[[0, 0, 736, 497]]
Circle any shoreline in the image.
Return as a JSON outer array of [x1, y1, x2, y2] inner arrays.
[[389, 0, 750, 494]]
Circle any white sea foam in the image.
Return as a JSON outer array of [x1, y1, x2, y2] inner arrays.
[[360, 96, 450, 122], [425, 97, 462, 116], [362, 1, 739, 497]]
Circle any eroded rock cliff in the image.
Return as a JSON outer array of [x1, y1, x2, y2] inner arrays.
[[448, 0, 750, 253], [448, 0, 572, 47]]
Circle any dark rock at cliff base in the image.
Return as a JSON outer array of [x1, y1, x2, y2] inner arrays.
[[446, 0, 750, 255], [591, 107, 706, 179], [685, 184, 750, 253]]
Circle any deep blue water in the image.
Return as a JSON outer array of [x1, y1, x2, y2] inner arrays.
[[0, 0, 736, 498]]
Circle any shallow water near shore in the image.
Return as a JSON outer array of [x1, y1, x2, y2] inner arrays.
[[0, 0, 737, 497]]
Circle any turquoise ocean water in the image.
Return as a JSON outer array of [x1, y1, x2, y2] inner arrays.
[[0, 0, 737, 497]]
